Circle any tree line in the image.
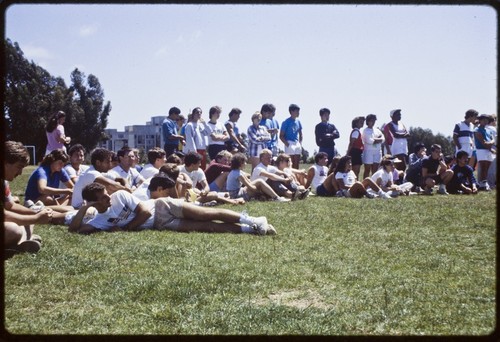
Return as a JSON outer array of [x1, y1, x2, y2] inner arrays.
[[4, 39, 111, 161]]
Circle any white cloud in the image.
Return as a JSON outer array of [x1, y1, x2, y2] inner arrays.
[[79, 24, 98, 37]]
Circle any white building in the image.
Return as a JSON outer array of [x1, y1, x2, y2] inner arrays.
[[99, 116, 167, 153]]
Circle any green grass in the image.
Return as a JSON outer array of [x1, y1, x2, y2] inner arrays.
[[4, 166, 496, 335]]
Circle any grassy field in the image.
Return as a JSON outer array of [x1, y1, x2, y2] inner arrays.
[[3, 166, 497, 336]]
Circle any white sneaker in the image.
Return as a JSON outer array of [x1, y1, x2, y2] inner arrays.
[[251, 216, 268, 235], [266, 224, 277, 235], [292, 190, 301, 201], [379, 191, 392, 199], [437, 185, 449, 195], [273, 196, 290, 202], [365, 191, 375, 199], [299, 188, 310, 200]]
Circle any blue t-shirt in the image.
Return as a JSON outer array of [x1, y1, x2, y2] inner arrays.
[[226, 169, 244, 192], [162, 118, 179, 146], [474, 126, 493, 150], [280, 117, 302, 142], [25, 165, 70, 202]]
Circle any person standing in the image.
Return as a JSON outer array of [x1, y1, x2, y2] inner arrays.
[[346, 116, 365, 179], [362, 114, 385, 179], [314, 107, 340, 166], [162, 106, 185, 157], [183, 107, 208, 170], [45, 111, 71, 155], [280, 104, 303, 169], [247, 112, 271, 171], [452, 109, 478, 167], [225, 108, 247, 153], [387, 109, 410, 171], [260, 103, 280, 157], [204, 106, 229, 161], [474, 114, 495, 191]]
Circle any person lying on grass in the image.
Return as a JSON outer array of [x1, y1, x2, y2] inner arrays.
[[68, 179, 276, 235], [334, 155, 391, 199]]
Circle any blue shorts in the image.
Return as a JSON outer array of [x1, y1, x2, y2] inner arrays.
[[209, 181, 221, 192], [316, 184, 335, 197]]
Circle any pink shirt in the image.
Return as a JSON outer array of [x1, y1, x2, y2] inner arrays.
[[46, 125, 65, 153]]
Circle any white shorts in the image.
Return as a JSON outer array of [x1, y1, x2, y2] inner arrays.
[[285, 141, 302, 155], [153, 197, 185, 231], [390, 138, 408, 156], [476, 149, 494, 162], [362, 149, 382, 164]]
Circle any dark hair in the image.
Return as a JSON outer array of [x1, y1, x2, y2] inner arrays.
[[261, 103, 276, 113], [366, 114, 377, 122], [288, 104, 300, 113], [169, 107, 181, 116], [413, 142, 426, 154], [68, 144, 86, 157], [456, 150, 469, 160], [209, 106, 222, 119], [184, 151, 202, 167], [148, 173, 176, 191], [315, 152, 328, 164], [465, 109, 479, 119], [5, 141, 30, 165], [147, 147, 166, 164], [351, 116, 365, 129], [166, 154, 182, 165], [319, 108, 330, 116], [228, 108, 242, 117], [41, 149, 69, 167], [444, 155, 454, 165], [334, 155, 352, 175], [191, 107, 202, 115], [230, 153, 247, 170], [90, 148, 112, 167], [82, 182, 105, 202], [159, 163, 180, 180], [327, 156, 341, 175], [46, 111, 66, 133]]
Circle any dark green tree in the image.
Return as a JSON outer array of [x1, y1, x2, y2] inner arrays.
[[407, 127, 454, 156], [4, 39, 111, 160]]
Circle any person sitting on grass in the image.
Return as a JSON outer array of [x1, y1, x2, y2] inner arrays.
[[421, 144, 454, 195], [3, 141, 54, 255], [446, 150, 478, 195], [226, 153, 290, 202], [251, 149, 302, 200], [72, 148, 131, 208], [371, 156, 415, 197], [305, 152, 329, 195], [275, 153, 309, 198], [139, 147, 167, 179], [204, 150, 232, 192], [334, 155, 391, 199], [107, 147, 146, 190], [404, 143, 426, 193], [24, 149, 74, 210], [64, 144, 89, 185], [68, 181, 276, 235]]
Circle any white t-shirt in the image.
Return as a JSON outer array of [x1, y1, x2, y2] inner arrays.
[[335, 170, 357, 187], [371, 168, 393, 187], [179, 165, 206, 188], [362, 127, 385, 151], [108, 165, 145, 189], [61, 163, 89, 189], [132, 178, 151, 201], [204, 121, 227, 146], [139, 164, 159, 179], [72, 166, 105, 208], [251, 162, 279, 182], [86, 190, 155, 231], [311, 164, 328, 192]]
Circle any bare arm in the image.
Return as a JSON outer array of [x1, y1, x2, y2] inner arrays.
[[121, 203, 152, 231]]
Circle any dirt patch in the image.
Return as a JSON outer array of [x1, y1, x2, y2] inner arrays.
[[253, 289, 334, 310]]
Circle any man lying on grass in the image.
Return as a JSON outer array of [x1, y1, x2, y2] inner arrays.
[[68, 175, 276, 236]]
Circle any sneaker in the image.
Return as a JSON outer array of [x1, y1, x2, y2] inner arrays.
[[201, 200, 218, 207], [414, 186, 423, 194], [379, 191, 392, 199], [30, 234, 42, 243], [266, 224, 277, 236], [15, 240, 41, 254], [299, 188, 310, 200], [292, 190, 301, 201], [437, 185, 449, 195], [336, 190, 345, 197], [251, 217, 268, 235], [273, 196, 290, 202], [365, 191, 375, 199]]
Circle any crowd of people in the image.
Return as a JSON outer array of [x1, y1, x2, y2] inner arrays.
[[3, 106, 496, 256]]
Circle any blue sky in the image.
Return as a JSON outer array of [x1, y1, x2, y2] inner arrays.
[[5, 4, 497, 155]]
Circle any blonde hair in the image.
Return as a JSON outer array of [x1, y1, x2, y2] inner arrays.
[[259, 148, 273, 160], [251, 112, 262, 122]]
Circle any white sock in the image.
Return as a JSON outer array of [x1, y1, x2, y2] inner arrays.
[[239, 211, 254, 226], [377, 189, 385, 195]]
